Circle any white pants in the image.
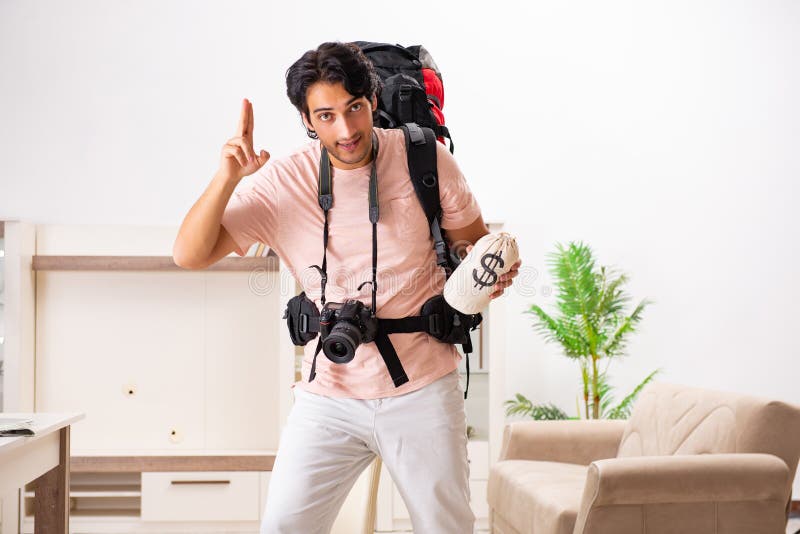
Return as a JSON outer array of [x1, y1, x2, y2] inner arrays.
[[260, 369, 474, 534]]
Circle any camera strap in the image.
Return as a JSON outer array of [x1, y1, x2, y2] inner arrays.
[[308, 132, 410, 387]]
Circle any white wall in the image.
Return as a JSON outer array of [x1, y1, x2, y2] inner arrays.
[[2, 0, 799, 492]]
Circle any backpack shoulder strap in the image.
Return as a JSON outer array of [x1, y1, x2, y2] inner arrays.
[[400, 123, 438, 221], [400, 123, 451, 274]]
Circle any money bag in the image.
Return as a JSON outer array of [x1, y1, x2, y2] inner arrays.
[[443, 232, 520, 314]]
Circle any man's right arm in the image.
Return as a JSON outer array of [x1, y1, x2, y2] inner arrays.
[[172, 171, 240, 270], [173, 98, 270, 270]]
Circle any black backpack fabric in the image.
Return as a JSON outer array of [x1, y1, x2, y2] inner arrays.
[[353, 41, 454, 153]]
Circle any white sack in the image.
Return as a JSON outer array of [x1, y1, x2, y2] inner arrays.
[[443, 232, 520, 314]]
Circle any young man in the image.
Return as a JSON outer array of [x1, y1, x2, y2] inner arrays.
[[173, 41, 520, 533]]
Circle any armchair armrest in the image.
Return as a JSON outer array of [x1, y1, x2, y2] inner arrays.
[[574, 453, 790, 534], [498, 420, 626, 465]]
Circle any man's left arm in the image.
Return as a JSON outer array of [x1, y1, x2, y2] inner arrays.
[[444, 214, 521, 300]]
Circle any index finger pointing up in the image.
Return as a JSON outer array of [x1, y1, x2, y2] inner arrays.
[[236, 98, 250, 137], [247, 100, 254, 138]]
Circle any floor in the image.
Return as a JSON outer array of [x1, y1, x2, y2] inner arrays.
[[788, 516, 800, 534]]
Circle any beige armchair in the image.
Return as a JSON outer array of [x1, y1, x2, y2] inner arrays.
[[488, 382, 800, 534]]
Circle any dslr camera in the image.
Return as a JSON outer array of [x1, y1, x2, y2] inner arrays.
[[318, 299, 378, 363]]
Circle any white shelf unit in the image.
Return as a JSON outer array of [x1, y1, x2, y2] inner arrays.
[[1, 222, 293, 533], [24, 472, 142, 519]]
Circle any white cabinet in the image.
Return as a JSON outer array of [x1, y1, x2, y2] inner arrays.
[[34, 269, 282, 452], [2, 222, 292, 533], [35, 272, 207, 451]]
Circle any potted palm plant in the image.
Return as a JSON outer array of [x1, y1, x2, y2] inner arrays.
[[506, 241, 658, 420]]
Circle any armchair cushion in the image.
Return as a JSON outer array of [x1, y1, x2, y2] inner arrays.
[[487, 460, 586, 534]]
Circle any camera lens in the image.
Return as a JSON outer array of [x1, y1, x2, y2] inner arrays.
[[331, 342, 348, 358], [322, 322, 361, 364]]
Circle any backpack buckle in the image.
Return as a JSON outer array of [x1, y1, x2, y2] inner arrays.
[[434, 239, 448, 263], [405, 123, 425, 145]]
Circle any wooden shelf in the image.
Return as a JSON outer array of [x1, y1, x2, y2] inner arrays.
[[31, 253, 278, 272], [61, 509, 140, 518], [71, 454, 276, 472], [25, 487, 142, 498]]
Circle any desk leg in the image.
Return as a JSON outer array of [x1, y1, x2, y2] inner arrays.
[[33, 426, 70, 534]]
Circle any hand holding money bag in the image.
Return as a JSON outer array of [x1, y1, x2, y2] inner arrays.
[[443, 232, 520, 314]]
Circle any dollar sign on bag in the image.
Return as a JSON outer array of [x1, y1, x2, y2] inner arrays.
[[472, 250, 504, 289]]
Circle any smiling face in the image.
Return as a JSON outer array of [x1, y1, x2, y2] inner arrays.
[[302, 81, 378, 170]]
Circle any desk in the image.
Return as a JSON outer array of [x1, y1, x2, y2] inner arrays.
[[0, 413, 84, 534]]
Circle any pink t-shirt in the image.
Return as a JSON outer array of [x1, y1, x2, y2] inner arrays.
[[221, 126, 482, 399]]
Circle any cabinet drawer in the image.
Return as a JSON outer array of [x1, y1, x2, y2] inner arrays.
[[141, 471, 260, 522], [467, 440, 489, 480]]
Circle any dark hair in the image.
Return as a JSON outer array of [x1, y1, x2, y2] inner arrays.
[[285, 41, 382, 139]]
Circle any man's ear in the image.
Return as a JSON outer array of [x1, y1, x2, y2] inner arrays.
[[370, 94, 378, 110], [301, 112, 314, 132]]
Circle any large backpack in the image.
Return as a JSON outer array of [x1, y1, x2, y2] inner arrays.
[[353, 41, 459, 276]]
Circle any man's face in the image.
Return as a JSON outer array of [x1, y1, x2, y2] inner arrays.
[[302, 81, 378, 170]]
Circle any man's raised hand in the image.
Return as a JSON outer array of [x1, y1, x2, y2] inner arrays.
[[219, 98, 270, 182]]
